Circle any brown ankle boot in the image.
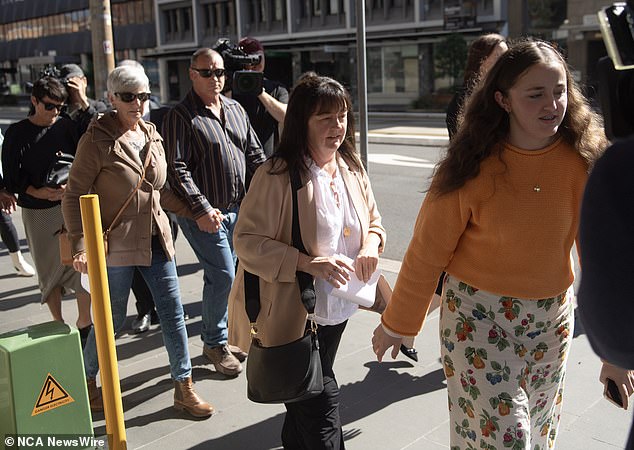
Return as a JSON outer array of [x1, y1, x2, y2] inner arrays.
[[86, 378, 104, 412], [173, 377, 214, 418]]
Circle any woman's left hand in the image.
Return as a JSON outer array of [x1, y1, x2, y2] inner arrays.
[[355, 234, 381, 283], [372, 324, 402, 362]]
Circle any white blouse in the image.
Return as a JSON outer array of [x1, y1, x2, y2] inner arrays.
[[308, 158, 362, 326]]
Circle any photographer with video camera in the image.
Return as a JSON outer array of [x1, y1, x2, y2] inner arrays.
[[218, 37, 289, 158], [577, 2, 634, 448]]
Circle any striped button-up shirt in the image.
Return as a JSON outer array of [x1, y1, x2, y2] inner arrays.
[[162, 90, 265, 217]]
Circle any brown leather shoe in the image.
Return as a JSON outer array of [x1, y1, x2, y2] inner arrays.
[[203, 344, 243, 376], [173, 377, 214, 418], [227, 344, 248, 362], [86, 378, 103, 412]]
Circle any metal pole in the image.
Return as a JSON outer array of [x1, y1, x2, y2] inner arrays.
[[355, 0, 369, 170], [79, 194, 127, 450], [89, 0, 116, 99]]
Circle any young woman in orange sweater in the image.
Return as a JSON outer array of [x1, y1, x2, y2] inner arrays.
[[372, 39, 607, 449]]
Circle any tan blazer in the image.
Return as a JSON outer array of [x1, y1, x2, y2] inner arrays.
[[228, 155, 386, 351], [62, 112, 192, 267]]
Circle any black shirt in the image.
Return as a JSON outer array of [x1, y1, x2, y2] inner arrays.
[[1, 117, 79, 209], [234, 77, 289, 158]]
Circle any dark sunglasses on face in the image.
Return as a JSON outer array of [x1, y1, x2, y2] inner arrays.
[[40, 101, 66, 112], [115, 92, 152, 103], [191, 68, 226, 78]]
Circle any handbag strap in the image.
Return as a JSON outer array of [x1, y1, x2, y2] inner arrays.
[[244, 167, 316, 328], [104, 136, 153, 236]]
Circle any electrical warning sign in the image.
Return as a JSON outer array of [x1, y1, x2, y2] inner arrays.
[[31, 373, 75, 416]]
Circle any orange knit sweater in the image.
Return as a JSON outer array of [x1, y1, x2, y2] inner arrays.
[[382, 138, 588, 337]]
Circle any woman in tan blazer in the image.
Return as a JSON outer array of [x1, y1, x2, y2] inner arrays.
[[228, 73, 385, 449]]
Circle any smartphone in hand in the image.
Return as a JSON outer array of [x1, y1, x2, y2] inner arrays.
[[605, 378, 625, 409]]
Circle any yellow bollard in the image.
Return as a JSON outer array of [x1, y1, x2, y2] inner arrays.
[[79, 194, 127, 450]]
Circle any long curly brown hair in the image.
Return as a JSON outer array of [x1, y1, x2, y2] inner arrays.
[[433, 38, 608, 196]]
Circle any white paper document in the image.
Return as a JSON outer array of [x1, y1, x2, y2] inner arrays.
[[330, 254, 380, 308]]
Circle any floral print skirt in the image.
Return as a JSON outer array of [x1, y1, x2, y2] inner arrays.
[[440, 274, 574, 450]]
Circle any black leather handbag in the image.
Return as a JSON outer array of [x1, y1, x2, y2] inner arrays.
[[44, 151, 74, 187], [244, 168, 324, 404]]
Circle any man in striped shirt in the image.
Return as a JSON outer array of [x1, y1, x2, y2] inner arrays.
[[163, 48, 265, 377]]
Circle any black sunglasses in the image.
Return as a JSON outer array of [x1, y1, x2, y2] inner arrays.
[[115, 92, 152, 103], [191, 68, 226, 78], [40, 101, 66, 112]]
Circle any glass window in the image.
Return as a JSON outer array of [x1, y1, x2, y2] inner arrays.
[[228, 2, 236, 28], [367, 47, 383, 93], [478, 0, 493, 15], [70, 11, 79, 32], [127, 1, 137, 24], [329, 0, 339, 14], [143, 0, 154, 23], [119, 3, 129, 26], [274, 0, 284, 21], [422, 0, 442, 21], [367, 45, 419, 94]]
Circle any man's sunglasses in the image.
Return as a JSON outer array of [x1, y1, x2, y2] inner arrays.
[[191, 68, 226, 78], [40, 101, 66, 112], [115, 92, 152, 103]]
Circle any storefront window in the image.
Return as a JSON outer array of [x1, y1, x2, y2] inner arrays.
[[367, 45, 419, 94]]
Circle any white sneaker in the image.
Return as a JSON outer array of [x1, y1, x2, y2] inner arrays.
[[10, 251, 35, 277]]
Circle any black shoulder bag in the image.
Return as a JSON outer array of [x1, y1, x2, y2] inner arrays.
[[44, 151, 74, 187], [244, 168, 324, 404]]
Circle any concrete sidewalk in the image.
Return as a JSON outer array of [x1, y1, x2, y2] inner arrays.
[[0, 123, 632, 449]]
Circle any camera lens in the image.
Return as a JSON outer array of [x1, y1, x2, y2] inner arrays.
[[232, 71, 263, 96]]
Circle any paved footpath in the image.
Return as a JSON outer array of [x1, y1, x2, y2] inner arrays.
[[1, 126, 632, 449]]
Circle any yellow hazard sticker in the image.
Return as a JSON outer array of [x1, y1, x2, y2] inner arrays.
[[31, 373, 75, 416]]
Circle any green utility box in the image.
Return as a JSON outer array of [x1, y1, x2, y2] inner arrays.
[[0, 321, 93, 447]]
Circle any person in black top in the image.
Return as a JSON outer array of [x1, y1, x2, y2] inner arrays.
[[445, 33, 508, 139], [233, 37, 289, 158], [577, 136, 634, 447], [1, 76, 92, 339], [58, 64, 109, 135]]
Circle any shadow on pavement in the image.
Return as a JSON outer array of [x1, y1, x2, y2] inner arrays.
[[186, 362, 445, 449]]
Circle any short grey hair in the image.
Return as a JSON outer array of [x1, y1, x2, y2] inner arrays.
[[107, 66, 149, 94], [118, 59, 145, 72]]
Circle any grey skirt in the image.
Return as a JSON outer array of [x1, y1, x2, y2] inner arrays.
[[21, 205, 86, 303]]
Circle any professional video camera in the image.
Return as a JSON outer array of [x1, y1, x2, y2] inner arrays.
[[24, 65, 67, 94], [212, 38, 263, 96], [40, 65, 70, 87], [597, 1, 634, 139]]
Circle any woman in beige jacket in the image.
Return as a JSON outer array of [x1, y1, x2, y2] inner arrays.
[[62, 66, 212, 418], [228, 73, 385, 449]]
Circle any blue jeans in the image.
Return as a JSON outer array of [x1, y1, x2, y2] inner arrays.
[[83, 236, 191, 382], [177, 206, 238, 348]]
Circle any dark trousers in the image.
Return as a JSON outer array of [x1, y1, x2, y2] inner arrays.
[[0, 210, 19, 253], [282, 320, 348, 450], [133, 212, 180, 316]]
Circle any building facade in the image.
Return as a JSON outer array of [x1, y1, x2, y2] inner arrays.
[[1, 0, 595, 111], [151, 0, 509, 108], [0, 0, 157, 98]]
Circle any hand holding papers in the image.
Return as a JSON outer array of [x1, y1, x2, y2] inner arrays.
[[330, 254, 381, 308]]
